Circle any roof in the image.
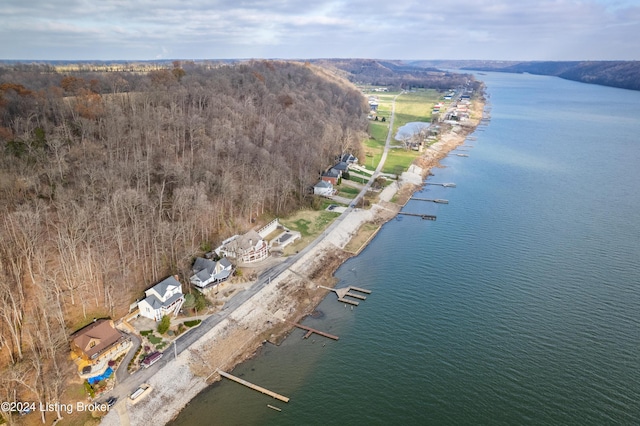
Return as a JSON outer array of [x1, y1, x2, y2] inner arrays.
[[191, 257, 233, 285], [72, 319, 123, 358], [147, 276, 181, 299], [332, 161, 349, 171], [193, 257, 216, 275], [315, 180, 332, 188], [226, 230, 262, 253], [340, 153, 357, 163], [142, 291, 183, 310], [322, 169, 340, 178]]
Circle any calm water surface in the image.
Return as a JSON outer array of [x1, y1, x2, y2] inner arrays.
[[171, 72, 640, 426]]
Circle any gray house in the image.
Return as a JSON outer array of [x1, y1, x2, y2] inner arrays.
[[190, 257, 233, 289]]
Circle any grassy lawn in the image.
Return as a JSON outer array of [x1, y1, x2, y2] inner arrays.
[[347, 175, 368, 185], [337, 185, 360, 197], [343, 223, 380, 254], [279, 209, 341, 256], [281, 210, 339, 238], [365, 88, 443, 175]]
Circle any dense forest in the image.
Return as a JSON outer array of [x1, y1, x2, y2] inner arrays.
[[0, 60, 368, 417]]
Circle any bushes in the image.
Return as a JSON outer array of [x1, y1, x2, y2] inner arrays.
[[147, 334, 162, 344], [157, 315, 170, 334], [84, 380, 95, 398], [184, 319, 201, 328]]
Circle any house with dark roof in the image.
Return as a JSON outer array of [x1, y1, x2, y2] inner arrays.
[[321, 168, 340, 185], [332, 161, 349, 175], [138, 276, 185, 321], [340, 153, 358, 164], [190, 257, 234, 289]]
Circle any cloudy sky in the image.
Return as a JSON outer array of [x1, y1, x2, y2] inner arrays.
[[1, 0, 639, 61]]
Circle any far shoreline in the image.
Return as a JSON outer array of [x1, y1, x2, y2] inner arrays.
[[100, 92, 487, 426]]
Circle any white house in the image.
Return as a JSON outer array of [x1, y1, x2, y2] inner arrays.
[[190, 257, 233, 289], [314, 180, 334, 196], [138, 276, 185, 321]]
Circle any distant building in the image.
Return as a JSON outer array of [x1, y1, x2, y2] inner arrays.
[[340, 153, 358, 164], [321, 168, 340, 185], [314, 180, 335, 196], [332, 161, 350, 175]]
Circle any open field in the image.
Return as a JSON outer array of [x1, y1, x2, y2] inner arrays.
[[366, 88, 444, 174]]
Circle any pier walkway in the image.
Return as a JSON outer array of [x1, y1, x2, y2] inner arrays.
[[218, 370, 290, 403], [318, 285, 372, 306]]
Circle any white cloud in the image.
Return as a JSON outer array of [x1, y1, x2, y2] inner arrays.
[[0, 0, 638, 60]]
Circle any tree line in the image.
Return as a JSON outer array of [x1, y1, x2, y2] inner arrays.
[[0, 60, 367, 422]]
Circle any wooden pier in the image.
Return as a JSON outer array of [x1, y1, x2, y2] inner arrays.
[[291, 323, 339, 340], [411, 198, 449, 204], [424, 182, 456, 188], [398, 212, 437, 221], [218, 370, 290, 403]]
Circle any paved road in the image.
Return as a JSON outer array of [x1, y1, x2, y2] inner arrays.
[[352, 92, 402, 208], [101, 93, 402, 406]]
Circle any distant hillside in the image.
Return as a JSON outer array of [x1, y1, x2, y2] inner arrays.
[[409, 60, 640, 92], [311, 59, 481, 91]]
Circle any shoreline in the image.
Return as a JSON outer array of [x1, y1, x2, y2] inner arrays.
[[100, 97, 486, 426]]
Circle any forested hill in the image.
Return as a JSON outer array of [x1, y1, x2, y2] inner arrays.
[[409, 60, 640, 91], [311, 58, 482, 91], [0, 60, 367, 384]]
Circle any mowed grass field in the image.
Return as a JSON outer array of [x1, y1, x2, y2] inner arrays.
[[365, 89, 443, 174]]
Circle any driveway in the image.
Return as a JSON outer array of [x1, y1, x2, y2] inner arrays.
[[115, 333, 141, 384]]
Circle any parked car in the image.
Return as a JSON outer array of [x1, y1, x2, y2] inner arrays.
[[106, 396, 117, 408], [141, 351, 163, 368]]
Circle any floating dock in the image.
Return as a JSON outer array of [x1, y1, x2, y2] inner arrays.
[[398, 212, 437, 221], [411, 198, 449, 204], [291, 323, 339, 340], [318, 285, 372, 306], [424, 182, 456, 188], [218, 370, 290, 403]]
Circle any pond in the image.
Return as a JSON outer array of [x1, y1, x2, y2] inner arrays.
[[394, 121, 431, 141]]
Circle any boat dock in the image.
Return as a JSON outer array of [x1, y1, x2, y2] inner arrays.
[[424, 182, 456, 188], [291, 322, 339, 340], [398, 212, 437, 220], [318, 285, 372, 306], [411, 198, 449, 204], [218, 370, 290, 403]]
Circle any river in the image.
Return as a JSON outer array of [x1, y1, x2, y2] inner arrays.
[[170, 71, 640, 426]]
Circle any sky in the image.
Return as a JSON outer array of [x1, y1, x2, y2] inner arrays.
[[1, 0, 639, 61]]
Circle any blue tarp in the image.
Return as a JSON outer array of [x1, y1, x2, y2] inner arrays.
[[87, 367, 113, 384]]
